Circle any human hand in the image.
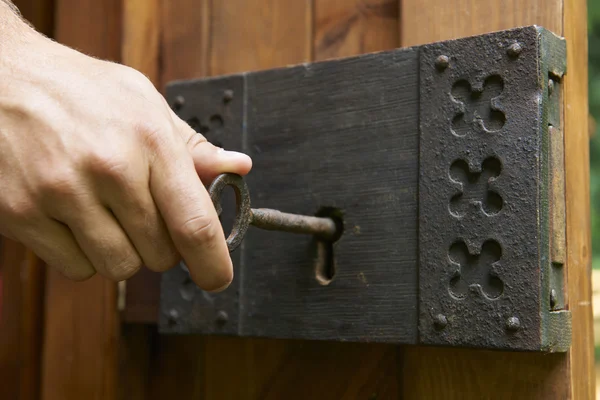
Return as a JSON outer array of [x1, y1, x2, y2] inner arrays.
[[0, 25, 250, 291]]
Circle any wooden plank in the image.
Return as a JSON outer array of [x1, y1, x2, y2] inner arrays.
[[243, 49, 417, 343], [208, 0, 312, 76], [0, 240, 33, 400], [399, 0, 593, 398], [41, 1, 122, 399], [563, 0, 594, 397], [314, 0, 399, 59], [400, 0, 561, 47], [163, 47, 420, 343], [19, 251, 46, 400]]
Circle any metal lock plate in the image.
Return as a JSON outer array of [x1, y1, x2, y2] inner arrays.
[[159, 26, 570, 352]]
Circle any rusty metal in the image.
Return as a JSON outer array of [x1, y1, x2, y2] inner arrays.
[[418, 26, 570, 352], [208, 173, 339, 252]]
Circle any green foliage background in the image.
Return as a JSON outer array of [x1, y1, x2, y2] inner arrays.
[[590, 0, 600, 268]]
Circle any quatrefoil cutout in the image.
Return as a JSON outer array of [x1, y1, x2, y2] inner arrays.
[[449, 157, 503, 217], [451, 75, 506, 136], [186, 114, 225, 147], [449, 239, 504, 300]]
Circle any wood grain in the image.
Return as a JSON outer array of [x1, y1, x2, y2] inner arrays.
[[160, 0, 210, 83], [19, 251, 46, 400], [244, 49, 418, 343], [209, 0, 312, 76], [315, 0, 398, 59], [399, 0, 593, 398], [41, 1, 122, 399], [400, 0, 561, 47], [564, 0, 594, 398], [0, 240, 43, 400]]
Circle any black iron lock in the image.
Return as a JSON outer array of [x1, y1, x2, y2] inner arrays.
[[159, 25, 570, 353]]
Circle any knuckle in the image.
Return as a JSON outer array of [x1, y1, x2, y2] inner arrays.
[[44, 256, 96, 282], [0, 196, 38, 222], [146, 250, 180, 272], [63, 264, 96, 282], [87, 150, 130, 182], [37, 168, 79, 198], [104, 254, 142, 281], [176, 213, 218, 248], [136, 120, 173, 151], [185, 131, 209, 151]]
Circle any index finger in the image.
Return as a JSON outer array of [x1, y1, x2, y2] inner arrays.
[[148, 131, 232, 292]]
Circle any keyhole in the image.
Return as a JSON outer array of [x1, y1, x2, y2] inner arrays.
[[314, 207, 344, 285]]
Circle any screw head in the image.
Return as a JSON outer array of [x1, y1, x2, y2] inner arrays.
[[548, 79, 555, 95], [435, 55, 450, 71], [550, 289, 557, 309], [223, 89, 234, 103], [506, 316, 521, 332], [216, 310, 229, 325], [507, 42, 522, 58], [167, 309, 179, 326], [433, 314, 448, 330], [173, 95, 185, 110]]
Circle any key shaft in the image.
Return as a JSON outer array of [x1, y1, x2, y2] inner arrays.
[[250, 208, 338, 240], [208, 173, 340, 252]]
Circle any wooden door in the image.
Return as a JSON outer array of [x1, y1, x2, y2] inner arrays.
[[0, 0, 591, 399]]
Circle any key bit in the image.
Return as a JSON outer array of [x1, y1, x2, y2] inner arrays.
[[208, 173, 340, 252]]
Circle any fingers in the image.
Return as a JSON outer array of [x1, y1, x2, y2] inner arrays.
[[16, 217, 96, 281], [47, 191, 143, 282], [93, 155, 181, 273], [149, 136, 233, 292], [172, 114, 252, 183]]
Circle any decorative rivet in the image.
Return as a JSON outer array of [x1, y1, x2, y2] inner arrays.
[[550, 289, 557, 309], [173, 95, 185, 110], [433, 314, 448, 330], [223, 89, 234, 103], [216, 310, 229, 325], [507, 42, 522, 58], [167, 309, 179, 325], [435, 55, 450, 71], [548, 79, 555, 96], [506, 316, 521, 332]]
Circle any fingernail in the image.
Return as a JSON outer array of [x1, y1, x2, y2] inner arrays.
[[207, 281, 231, 293], [218, 148, 250, 160]]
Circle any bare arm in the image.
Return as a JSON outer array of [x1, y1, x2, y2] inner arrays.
[[0, 1, 251, 291]]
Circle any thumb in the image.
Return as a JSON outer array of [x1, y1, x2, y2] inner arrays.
[[172, 113, 253, 184]]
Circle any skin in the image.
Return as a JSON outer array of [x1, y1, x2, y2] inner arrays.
[[0, 1, 252, 291]]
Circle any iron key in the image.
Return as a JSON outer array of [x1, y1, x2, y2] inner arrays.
[[208, 173, 340, 252]]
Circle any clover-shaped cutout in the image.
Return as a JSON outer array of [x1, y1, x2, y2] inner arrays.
[[186, 114, 225, 146], [450, 157, 503, 217], [449, 239, 504, 300], [451, 75, 505, 136]]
